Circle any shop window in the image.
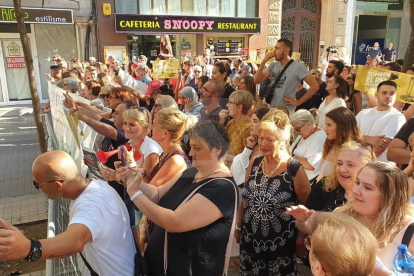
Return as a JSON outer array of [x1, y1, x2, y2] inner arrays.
[[116, 0, 255, 17]]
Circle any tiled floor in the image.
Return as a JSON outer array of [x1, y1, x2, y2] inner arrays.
[[0, 106, 46, 226]]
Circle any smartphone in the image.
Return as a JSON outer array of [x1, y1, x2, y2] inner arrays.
[[120, 146, 126, 167]]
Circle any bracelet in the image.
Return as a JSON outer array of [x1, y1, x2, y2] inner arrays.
[[245, 146, 254, 151], [130, 190, 143, 201], [296, 240, 305, 246], [235, 225, 242, 232]]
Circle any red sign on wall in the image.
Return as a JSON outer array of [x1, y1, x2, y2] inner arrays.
[[6, 56, 26, 69]]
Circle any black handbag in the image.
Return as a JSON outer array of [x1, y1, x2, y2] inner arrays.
[[264, 59, 295, 104]]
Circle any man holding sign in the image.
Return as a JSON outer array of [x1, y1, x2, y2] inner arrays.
[[356, 80, 406, 163]]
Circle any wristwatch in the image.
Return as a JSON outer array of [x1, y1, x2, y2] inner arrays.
[[25, 239, 42, 262]]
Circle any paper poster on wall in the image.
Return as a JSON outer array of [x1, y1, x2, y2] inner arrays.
[[5, 40, 26, 69]]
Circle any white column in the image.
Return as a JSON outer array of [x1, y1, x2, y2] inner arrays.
[[344, 0, 356, 64]]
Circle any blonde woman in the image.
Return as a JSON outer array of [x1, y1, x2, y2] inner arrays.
[[138, 108, 194, 250], [306, 141, 375, 212], [402, 132, 414, 198], [149, 108, 194, 186], [287, 161, 414, 271], [122, 107, 162, 181], [307, 212, 377, 276], [237, 109, 310, 275]]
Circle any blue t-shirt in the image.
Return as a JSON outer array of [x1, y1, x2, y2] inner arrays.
[[383, 48, 396, 61]]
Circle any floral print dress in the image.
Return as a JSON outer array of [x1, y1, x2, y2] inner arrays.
[[240, 156, 299, 276]]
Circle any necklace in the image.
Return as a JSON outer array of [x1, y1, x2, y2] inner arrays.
[[254, 158, 282, 186], [195, 169, 228, 182], [159, 144, 177, 164]]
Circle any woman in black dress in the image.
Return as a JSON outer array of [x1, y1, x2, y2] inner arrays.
[[158, 34, 173, 60], [236, 109, 311, 275], [118, 120, 238, 276]]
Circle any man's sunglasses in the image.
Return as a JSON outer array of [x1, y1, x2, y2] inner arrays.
[[33, 179, 64, 189], [100, 94, 110, 99]]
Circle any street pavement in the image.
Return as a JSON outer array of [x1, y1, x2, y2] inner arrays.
[[0, 105, 47, 225]]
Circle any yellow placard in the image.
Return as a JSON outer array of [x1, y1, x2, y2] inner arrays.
[[355, 65, 414, 104], [292, 52, 301, 61], [152, 59, 180, 79]]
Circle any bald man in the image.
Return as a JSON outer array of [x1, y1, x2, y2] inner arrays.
[[0, 150, 135, 276]]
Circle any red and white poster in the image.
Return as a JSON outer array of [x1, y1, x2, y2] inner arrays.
[[5, 40, 26, 69]]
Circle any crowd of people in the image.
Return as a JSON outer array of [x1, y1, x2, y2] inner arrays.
[[1, 37, 414, 276]]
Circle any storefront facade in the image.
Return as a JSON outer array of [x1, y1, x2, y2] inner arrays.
[[96, 0, 287, 65], [0, 2, 94, 106]]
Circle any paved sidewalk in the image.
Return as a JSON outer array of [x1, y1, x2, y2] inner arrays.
[[0, 105, 46, 225]]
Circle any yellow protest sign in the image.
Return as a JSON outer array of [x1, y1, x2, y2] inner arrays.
[[355, 65, 414, 104], [152, 59, 180, 79], [292, 52, 301, 61]]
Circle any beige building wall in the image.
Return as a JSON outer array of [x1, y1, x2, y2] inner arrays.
[[319, 0, 351, 66]]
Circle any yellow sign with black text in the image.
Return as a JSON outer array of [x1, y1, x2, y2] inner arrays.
[[152, 59, 180, 79], [355, 65, 414, 103]]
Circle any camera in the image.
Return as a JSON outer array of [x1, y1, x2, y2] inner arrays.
[[327, 46, 338, 54]]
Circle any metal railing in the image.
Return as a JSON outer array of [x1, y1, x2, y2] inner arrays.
[[44, 113, 81, 276]]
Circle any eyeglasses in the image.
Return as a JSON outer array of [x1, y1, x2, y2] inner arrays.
[[33, 179, 64, 190], [304, 236, 312, 251], [153, 103, 162, 109], [108, 95, 118, 100], [100, 94, 110, 99], [294, 124, 306, 133]]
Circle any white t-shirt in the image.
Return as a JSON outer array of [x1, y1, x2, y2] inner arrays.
[[69, 179, 136, 276], [356, 107, 406, 162], [290, 129, 327, 180], [266, 60, 310, 115], [317, 97, 346, 129], [141, 136, 163, 159]]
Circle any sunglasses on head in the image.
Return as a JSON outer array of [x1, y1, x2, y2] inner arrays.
[[33, 179, 64, 189], [100, 94, 110, 99]]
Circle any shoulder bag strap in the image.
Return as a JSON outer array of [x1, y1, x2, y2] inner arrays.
[[402, 222, 414, 246], [163, 178, 238, 276], [273, 59, 295, 87], [79, 252, 99, 276]]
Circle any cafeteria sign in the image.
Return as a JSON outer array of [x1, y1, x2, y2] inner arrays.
[[5, 40, 25, 69], [115, 14, 260, 34]]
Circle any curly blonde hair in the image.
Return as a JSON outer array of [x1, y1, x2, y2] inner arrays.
[[260, 109, 292, 151]]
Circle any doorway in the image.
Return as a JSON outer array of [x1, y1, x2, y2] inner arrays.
[[0, 33, 42, 106], [281, 0, 321, 68]]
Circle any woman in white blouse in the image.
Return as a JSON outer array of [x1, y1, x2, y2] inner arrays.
[[317, 75, 348, 129], [290, 109, 326, 185]]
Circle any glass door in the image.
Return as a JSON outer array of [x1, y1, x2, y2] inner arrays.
[[1, 39, 31, 101]]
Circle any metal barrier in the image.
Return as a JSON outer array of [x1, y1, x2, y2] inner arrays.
[[43, 113, 81, 276]]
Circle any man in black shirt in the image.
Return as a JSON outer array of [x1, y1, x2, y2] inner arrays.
[[199, 80, 224, 122], [310, 67, 327, 108], [382, 42, 396, 62]]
